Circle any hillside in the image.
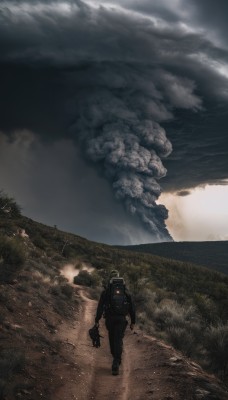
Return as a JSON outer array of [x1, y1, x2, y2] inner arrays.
[[119, 241, 228, 275], [0, 193, 228, 399], [53, 286, 228, 400]]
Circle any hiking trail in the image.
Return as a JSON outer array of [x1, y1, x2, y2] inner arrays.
[[52, 287, 227, 400]]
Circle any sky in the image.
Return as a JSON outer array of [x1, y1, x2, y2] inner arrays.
[[0, 0, 228, 244]]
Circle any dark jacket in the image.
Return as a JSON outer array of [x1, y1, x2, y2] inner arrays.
[[95, 288, 136, 324]]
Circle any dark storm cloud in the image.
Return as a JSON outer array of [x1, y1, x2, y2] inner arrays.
[[0, 130, 155, 244], [1, 0, 228, 69], [177, 190, 191, 197], [188, 0, 228, 43], [109, 0, 228, 40], [0, 0, 228, 241], [161, 103, 228, 192]]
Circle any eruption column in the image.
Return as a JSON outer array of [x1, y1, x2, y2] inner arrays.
[[70, 69, 173, 241]]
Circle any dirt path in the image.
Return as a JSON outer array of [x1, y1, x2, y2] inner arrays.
[[52, 288, 228, 400]]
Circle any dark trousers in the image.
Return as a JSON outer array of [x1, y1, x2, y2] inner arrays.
[[105, 315, 127, 362]]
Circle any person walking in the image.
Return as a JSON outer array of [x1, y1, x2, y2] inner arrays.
[[94, 270, 136, 375]]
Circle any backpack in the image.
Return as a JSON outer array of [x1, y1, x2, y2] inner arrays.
[[106, 277, 130, 316]]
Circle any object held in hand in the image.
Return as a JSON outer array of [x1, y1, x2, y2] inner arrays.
[[88, 325, 103, 348]]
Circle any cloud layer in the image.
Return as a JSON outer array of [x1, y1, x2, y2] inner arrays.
[[0, 0, 228, 242]]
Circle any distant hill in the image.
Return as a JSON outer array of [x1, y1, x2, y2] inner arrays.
[[119, 241, 228, 275]]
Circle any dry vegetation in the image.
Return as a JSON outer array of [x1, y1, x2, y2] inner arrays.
[[0, 193, 81, 399], [0, 192, 228, 398]]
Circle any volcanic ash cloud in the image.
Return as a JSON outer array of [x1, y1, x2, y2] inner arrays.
[[70, 70, 173, 242]]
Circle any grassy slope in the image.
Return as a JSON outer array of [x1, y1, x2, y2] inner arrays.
[[1, 209, 227, 324], [119, 241, 228, 275], [1, 206, 227, 317], [1, 195, 228, 392]]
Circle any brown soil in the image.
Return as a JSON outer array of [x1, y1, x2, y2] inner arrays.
[[52, 288, 228, 400]]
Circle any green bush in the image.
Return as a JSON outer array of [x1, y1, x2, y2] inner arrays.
[[73, 270, 100, 287]]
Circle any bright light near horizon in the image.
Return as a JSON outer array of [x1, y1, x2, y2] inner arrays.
[[158, 184, 228, 241]]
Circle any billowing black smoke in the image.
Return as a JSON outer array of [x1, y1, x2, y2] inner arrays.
[[0, 0, 207, 242], [69, 65, 173, 241]]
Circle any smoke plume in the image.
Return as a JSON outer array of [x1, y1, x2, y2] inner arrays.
[[69, 65, 173, 241], [1, 0, 215, 242]]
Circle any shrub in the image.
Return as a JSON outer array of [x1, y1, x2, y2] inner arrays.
[[90, 270, 101, 286], [49, 285, 62, 297], [204, 323, 228, 378], [137, 311, 156, 335], [17, 283, 29, 292], [126, 265, 142, 294], [0, 192, 21, 218], [49, 282, 73, 301], [28, 260, 56, 279], [0, 236, 26, 283], [153, 302, 198, 331], [32, 281, 41, 289], [0, 236, 25, 266], [144, 299, 156, 320], [32, 235, 47, 250], [137, 311, 147, 329], [194, 293, 218, 324], [167, 326, 196, 357], [135, 288, 157, 319], [153, 304, 178, 330], [73, 270, 100, 287], [154, 288, 168, 304], [61, 284, 74, 299], [53, 297, 73, 318]]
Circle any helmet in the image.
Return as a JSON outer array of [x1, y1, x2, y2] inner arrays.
[[109, 269, 119, 279]]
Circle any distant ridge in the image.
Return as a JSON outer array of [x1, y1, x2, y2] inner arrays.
[[118, 241, 228, 275]]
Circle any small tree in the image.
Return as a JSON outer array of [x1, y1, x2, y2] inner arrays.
[[0, 191, 21, 218]]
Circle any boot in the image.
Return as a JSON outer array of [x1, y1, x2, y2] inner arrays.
[[112, 359, 119, 376]]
